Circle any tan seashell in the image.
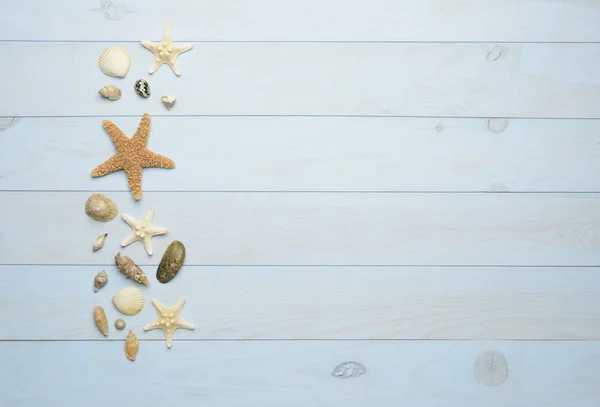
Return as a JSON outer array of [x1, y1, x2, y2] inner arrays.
[[93, 270, 108, 292], [125, 330, 139, 361], [115, 253, 150, 285], [112, 286, 145, 315], [93, 306, 108, 336], [93, 233, 108, 252], [98, 46, 131, 78], [114, 318, 126, 330], [161, 95, 176, 110], [85, 194, 118, 222], [98, 85, 122, 101]]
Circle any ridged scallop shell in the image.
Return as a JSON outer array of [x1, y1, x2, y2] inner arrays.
[[125, 330, 139, 361], [93, 306, 108, 336], [98, 85, 122, 100], [85, 194, 118, 222], [112, 286, 145, 315], [98, 47, 131, 78]]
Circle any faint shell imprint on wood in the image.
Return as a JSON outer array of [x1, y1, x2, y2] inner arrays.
[[332, 362, 367, 379], [85, 194, 118, 222], [125, 330, 139, 361], [93, 233, 108, 252], [98, 85, 122, 100], [98, 46, 131, 78], [474, 351, 508, 386], [115, 253, 150, 285], [93, 306, 108, 336], [93, 270, 108, 292], [114, 318, 126, 330], [112, 286, 145, 315]]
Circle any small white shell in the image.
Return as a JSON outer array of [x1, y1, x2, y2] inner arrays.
[[93, 233, 108, 252], [98, 47, 131, 78], [161, 95, 176, 110], [112, 286, 145, 315], [98, 85, 122, 101]]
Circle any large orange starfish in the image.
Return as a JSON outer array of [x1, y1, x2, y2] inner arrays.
[[91, 113, 174, 200]]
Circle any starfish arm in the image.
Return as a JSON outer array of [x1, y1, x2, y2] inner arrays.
[[173, 298, 186, 313], [125, 166, 143, 200], [143, 207, 154, 223], [121, 213, 137, 228], [142, 236, 154, 256], [176, 319, 195, 330], [141, 40, 158, 52], [175, 43, 193, 54], [143, 320, 160, 331], [121, 233, 138, 247], [165, 328, 174, 348], [149, 60, 163, 74], [131, 113, 151, 148], [151, 299, 169, 315], [163, 24, 172, 40], [141, 150, 175, 169], [102, 120, 130, 150], [91, 154, 122, 177], [168, 59, 181, 76], [147, 225, 168, 236]]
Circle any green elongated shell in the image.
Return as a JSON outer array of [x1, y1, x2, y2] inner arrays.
[[156, 241, 186, 283]]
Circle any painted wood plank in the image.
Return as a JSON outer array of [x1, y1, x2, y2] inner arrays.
[[2, 43, 600, 118], [1, 0, 600, 42], [2, 117, 600, 193], [2, 265, 599, 340], [2, 341, 599, 407], [2, 192, 600, 266]]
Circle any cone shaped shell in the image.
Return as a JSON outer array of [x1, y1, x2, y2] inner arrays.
[[98, 47, 131, 78], [112, 286, 145, 315], [93, 306, 108, 336], [125, 330, 139, 361]]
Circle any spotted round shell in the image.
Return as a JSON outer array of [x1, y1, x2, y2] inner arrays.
[[134, 79, 151, 98]]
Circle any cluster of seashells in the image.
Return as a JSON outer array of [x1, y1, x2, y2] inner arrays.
[[86, 193, 188, 360], [96, 47, 176, 110]]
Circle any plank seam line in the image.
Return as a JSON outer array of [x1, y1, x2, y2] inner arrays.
[[1, 339, 598, 342], [2, 264, 599, 268], [1, 40, 600, 44], [5, 115, 600, 120], [3, 190, 600, 194]]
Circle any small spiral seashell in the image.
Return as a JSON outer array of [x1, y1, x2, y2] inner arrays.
[[125, 330, 139, 361], [161, 95, 176, 110], [93, 306, 109, 336], [98, 85, 122, 101], [114, 318, 126, 331], [93, 270, 108, 293], [93, 233, 108, 252]]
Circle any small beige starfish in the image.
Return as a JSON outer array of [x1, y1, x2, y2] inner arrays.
[[121, 207, 167, 256], [141, 24, 192, 76], [144, 298, 195, 348]]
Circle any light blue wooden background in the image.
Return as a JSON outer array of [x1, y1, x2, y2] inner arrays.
[[1, 1, 600, 406]]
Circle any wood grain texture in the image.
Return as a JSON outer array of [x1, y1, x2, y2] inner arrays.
[[2, 192, 600, 266], [2, 117, 600, 192], [2, 43, 600, 118], [1, 0, 599, 42], [2, 266, 599, 340], [2, 341, 599, 407]]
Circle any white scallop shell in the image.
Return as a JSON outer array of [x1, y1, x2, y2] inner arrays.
[[98, 47, 131, 78], [112, 286, 145, 315]]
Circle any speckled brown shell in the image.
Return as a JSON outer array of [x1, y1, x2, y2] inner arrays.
[[125, 330, 139, 361], [115, 253, 149, 285], [85, 194, 118, 222], [156, 241, 186, 284], [93, 306, 108, 336]]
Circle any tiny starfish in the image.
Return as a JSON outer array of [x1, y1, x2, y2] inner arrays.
[[141, 24, 193, 76], [91, 113, 175, 201], [144, 298, 195, 348], [121, 207, 167, 256]]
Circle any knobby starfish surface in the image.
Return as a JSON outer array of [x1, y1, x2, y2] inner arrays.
[[121, 207, 168, 256], [141, 24, 193, 76], [91, 113, 175, 200], [144, 298, 195, 348]]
